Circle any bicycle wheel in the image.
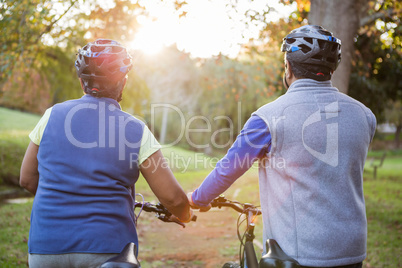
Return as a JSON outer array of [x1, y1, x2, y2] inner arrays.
[[222, 262, 241, 268]]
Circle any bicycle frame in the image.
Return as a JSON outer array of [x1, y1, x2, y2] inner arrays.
[[243, 209, 259, 268], [212, 196, 300, 268], [211, 196, 261, 268]]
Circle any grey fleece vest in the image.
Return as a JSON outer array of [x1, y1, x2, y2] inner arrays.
[[253, 79, 376, 267]]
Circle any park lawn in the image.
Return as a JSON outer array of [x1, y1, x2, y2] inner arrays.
[[0, 107, 40, 146], [0, 108, 41, 184], [363, 154, 402, 267]]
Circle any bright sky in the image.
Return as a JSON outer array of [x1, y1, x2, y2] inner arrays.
[[43, 0, 295, 58], [130, 0, 296, 58]]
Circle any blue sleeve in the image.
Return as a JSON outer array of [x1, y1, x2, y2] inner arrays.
[[192, 114, 271, 206]]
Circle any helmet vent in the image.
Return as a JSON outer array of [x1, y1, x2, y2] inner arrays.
[[304, 37, 313, 44], [317, 40, 326, 49], [123, 59, 131, 65], [287, 38, 296, 44], [299, 44, 312, 53], [317, 29, 331, 36], [84, 56, 89, 65], [92, 46, 105, 53]]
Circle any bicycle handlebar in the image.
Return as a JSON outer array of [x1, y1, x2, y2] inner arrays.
[[134, 201, 196, 228], [210, 195, 262, 216], [135, 202, 171, 215]]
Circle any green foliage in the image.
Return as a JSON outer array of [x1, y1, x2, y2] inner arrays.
[[349, 3, 402, 123], [1, 0, 149, 114], [120, 72, 151, 117], [0, 107, 40, 185], [0, 0, 79, 85], [195, 55, 281, 151], [85, 0, 144, 41], [0, 0, 83, 112]]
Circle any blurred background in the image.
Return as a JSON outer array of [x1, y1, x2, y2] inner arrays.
[[0, 0, 401, 267], [1, 0, 401, 152]]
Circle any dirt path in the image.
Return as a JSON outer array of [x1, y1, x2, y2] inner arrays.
[[136, 170, 262, 267], [136, 207, 246, 268]]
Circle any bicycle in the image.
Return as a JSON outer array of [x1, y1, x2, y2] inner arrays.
[[101, 195, 300, 268]]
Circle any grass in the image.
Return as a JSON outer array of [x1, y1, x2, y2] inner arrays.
[[363, 155, 402, 267], [0, 199, 32, 267], [0, 107, 401, 267], [0, 107, 40, 185], [0, 107, 40, 146]]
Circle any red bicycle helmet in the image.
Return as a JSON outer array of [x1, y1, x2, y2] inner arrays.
[[75, 39, 133, 80]]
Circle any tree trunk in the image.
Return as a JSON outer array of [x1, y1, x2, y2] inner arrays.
[[308, 0, 368, 94]]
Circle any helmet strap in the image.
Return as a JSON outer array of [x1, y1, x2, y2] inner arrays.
[[283, 73, 290, 89]]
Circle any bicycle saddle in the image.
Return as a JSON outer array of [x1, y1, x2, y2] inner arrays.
[[100, 243, 141, 268], [259, 239, 301, 268]]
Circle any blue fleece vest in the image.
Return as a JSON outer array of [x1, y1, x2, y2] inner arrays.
[[29, 95, 144, 254]]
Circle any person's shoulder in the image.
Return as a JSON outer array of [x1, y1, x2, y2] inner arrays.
[[118, 110, 146, 126], [337, 92, 375, 115], [52, 97, 84, 108], [254, 93, 288, 115]]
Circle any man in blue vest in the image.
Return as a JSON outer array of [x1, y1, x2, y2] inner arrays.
[[20, 39, 192, 267], [188, 25, 376, 267]]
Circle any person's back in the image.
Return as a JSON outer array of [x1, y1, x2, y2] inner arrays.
[[30, 95, 144, 254], [189, 25, 376, 267], [20, 39, 192, 268], [254, 78, 375, 266]]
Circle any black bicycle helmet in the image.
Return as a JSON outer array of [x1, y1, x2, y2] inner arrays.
[[281, 25, 341, 81], [75, 39, 133, 96]]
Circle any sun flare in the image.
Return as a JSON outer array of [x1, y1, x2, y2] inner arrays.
[[128, 0, 295, 58]]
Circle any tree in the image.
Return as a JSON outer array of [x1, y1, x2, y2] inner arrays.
[[0, 0, 151, 114], [308, 0, 399, 95], [348, 6, 401, 147], [308, 0, 365, 94], [0, 0, 82, 113], [0, 0, 78, 87], [273, 0, 401, 131]]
